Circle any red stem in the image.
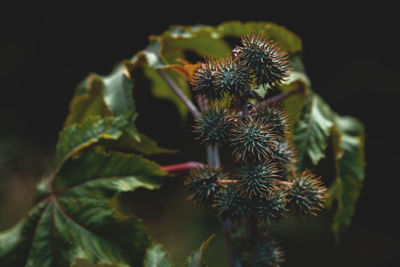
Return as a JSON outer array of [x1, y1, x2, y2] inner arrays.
[[162, 161, 205, 173]]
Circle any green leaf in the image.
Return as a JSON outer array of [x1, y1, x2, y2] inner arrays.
[[100, 131, 178, 155], [184, 234, 215, 267], [330, 116, 365, 239], [217, 20, 303, 54], [0, 202, 49, 267], [65, 65, 139, 142], [293, 92, 334, 169], [144, 244, 173, 267], [0, 151, 167, 267], [278, 71, 308, 126], [159, 25, 231, 61], [101, 66, 139, 141], [136, 37, 168, 69], [64, 74, 111, 127], [55, 116, 127, 165]]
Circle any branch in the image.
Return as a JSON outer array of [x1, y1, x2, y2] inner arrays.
[[162, 161, 205, 173], [251, 86, 305, 111], [223, 221, 242, 267], [157, 69, 201, 118]]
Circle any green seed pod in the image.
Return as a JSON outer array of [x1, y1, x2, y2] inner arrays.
[[271, 140, 296, 176], [236, 161, 279, 199], [233, 34, 291, 88], [254, 189, 287, 223], [240, 235, 285, 267], [255, 103, 289, 137], [191, 58, 221, 100], [214, 57, 252, 99], [193, 105, 233, 146], [230, 117, 277, 162], [285, 171, 327, 216], [185, 167, 227, 208], [212, 184, 249, 222]]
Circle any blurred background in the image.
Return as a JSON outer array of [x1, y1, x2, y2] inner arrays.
[[1, 2, 399, 266]]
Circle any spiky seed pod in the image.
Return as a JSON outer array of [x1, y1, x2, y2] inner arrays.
[[193, 105, 233, 146], [233, 34, 291, 88], [255, 103, 289, 137], [271, 140, 296, 176], [236, 161, 280, 199], [191, 58, 221, 100], [214, 57, 252, 99], [285, 171, 328, 216], [230, 117, 277, 162], [212, 184, 249, 222], [184, 167, 227, 208], [254, 189, 288, 223], [240, 235, 285, 267]]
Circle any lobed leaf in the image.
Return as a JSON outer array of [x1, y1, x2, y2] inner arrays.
[[0, 151, 167, 267]]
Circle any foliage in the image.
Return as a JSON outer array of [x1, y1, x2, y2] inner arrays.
[[0, 21, 365, 266]]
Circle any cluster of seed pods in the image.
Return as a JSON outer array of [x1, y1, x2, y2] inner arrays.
[[185, 34, 327, 266]]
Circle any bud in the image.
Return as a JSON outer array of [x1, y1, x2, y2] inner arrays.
[[214, 57, 252, 98], [240, 235, 285, 267], [254, 189, 287, 223], [193, 105, 233, 146], [236, 161, 279, 199], [191, 58, 221, 100], [255, 103, 289, 137], [230, 117, 277, 162], [234, 34, 291, 88], [271, 140, 296, 177], [185, 167, 227, 208], [212, 184, 248, 222], [285, 171, 327, 216]]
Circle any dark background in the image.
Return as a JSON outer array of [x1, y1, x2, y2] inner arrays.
[[1, 2, 399, 267]]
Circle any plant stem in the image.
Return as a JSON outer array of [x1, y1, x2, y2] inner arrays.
[[157, 69, 201, 118], [247, 215, 259, 237], [268, 86, 304, 103], [223, 221, 242, 267], [207, 145, 241, 267], [162, 70, 240, 267], [251, 86, 305, 111], [162, 161, 205, 173], [207, 145, 220, 169]]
